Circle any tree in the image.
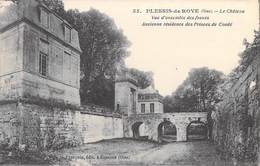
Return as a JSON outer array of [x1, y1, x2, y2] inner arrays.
[[229, 30, 260, 84], [40, 0, 66, 17], [187, 67, 225, 111], [9, 0, 65, 16], [65, 9, 131, 108], [128, 68, 154, 89], [164, 67, 225, 113], [163, 95, 173, 113]]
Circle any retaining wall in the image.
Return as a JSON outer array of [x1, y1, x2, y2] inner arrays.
[[212, 54, 260, 162], [0, 100, 123, 151]]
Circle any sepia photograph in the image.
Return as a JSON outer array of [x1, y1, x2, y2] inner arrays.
[[0, 0, 259, 165]]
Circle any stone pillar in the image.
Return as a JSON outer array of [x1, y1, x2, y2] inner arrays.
[[150, 123, 159, 142], [122, 117, 132, 138], [177, 124, 187, 142]]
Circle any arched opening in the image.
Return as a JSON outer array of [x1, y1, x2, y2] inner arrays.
[[132, 122, 148, 140], [187, 121, 207, 141], [158, 121, 177, 143]]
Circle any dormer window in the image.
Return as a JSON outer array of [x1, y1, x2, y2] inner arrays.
[[40, 8, 49, 28], [64, 25, 72, 43]]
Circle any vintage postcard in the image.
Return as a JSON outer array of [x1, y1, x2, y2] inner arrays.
[[0, 0, 259, 165]]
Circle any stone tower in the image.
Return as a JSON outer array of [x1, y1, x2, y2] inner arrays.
[[115, 70, 138, 116]]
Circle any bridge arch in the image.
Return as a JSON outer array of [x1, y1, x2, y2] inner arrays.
[[157, 120, 177, 143], [186, 121, 208, 141], [124, 112, 208, 142], [131, 121, 148, 139]]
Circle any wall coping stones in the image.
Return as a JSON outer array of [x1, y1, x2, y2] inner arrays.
[[80, 105, 122, 118], [80, 110, 122, 118], [0, 98, 122, 118]]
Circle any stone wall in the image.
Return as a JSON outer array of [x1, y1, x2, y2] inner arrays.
[[0, 100, 123, 151], [0, 101, 82, 151], [80, 113, 123, 143], [0, 23, 24, 101], [212, 54, 260, 162], [0, 23, 23, 77]]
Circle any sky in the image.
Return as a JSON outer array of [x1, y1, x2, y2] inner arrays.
[[64, 0, 259, 96]]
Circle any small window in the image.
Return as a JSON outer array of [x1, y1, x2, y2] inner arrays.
[[39, 52, 48, 76], [150, 103, 154, 113], [141, 104, 145, 113], [40, 9, 49, 28], [64, 25, 71, 43]]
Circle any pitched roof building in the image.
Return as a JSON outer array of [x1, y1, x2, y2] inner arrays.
[[0, 0, 81, 105]]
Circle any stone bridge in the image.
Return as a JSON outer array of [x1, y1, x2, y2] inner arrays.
[[123, 112, 208, 142]]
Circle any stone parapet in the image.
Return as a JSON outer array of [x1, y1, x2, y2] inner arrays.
[[80, 104, 122, 118]]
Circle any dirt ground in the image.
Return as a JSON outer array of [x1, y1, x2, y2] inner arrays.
[[53, 139, 252, 166], [1, 139, 257, 166]]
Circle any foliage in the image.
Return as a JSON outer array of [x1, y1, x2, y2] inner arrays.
[[40, 0, 65, 16], [45, 131, 80, 150], [228, 30, 260, 83], [0, 137, 9, 151], [164, 67, 225, 113], [163, 95, 175, 113], [0, 144, 63, 165], [8, 0, 65, 16], [128, 68, 154, 89], [64, 9, 131, 108], [65, 9, 153, 108]]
